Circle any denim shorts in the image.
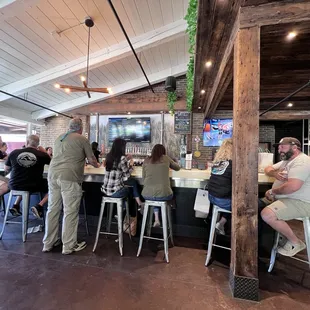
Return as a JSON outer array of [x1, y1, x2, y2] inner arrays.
[[208, 193, 231, 211]]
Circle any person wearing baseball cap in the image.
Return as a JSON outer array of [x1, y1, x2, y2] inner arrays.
[[261, 136, 310, 257]]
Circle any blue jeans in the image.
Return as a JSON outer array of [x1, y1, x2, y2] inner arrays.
[[208, 193, 231, 220], [142, 194, 173, 212]]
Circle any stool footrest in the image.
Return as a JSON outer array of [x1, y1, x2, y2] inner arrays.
[[99, 232, 118, 237], [5, 221, 22, 225], [142, 236, 164, 242], [213, 244, 231, 251]]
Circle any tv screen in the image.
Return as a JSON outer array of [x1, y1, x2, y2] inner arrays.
[[108, 117, 151, 143], [203, 119, 233, 147]]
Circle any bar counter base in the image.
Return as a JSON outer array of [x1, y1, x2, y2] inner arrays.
[[229, 269, 259, 302]]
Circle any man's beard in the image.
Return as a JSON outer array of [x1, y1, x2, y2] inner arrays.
[[280, 149, 294, 160]]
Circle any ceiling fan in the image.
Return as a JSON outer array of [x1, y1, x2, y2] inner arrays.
[[54, 17, 112, 98]]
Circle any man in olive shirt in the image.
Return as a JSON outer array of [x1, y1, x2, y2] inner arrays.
[[43, 118, 99, 254]]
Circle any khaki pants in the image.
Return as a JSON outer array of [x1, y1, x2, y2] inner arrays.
[[43, 178, 82, 251]]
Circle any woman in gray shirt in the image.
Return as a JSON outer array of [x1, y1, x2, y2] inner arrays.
[[142, 144, 180, 227]]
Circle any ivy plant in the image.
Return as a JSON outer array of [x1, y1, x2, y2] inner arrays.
[[184, 0, 198, 111], [167, 91, 177, 115]]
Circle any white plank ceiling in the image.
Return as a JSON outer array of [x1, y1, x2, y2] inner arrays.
[[0, 0, 189, 122]]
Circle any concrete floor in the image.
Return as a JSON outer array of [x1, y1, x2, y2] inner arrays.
[[0, 216, 310, 310]]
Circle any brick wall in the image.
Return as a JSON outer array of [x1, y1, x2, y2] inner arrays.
[[39, 115, 89, 148], [191, 112, 275, 163]]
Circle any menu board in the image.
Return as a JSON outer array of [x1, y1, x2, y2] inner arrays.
[[174, 111, 191, 134]]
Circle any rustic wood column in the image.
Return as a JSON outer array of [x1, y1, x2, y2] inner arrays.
[[230, 26, 260, 301]]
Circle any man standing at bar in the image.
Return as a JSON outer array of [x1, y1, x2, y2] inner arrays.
[[43, 118, 99, 254], [261, 137, 310, 257]]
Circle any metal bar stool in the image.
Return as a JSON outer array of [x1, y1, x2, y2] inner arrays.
[[93, 196, 131, 256], [268, 217, 310, 272], [137, 200, 174, 263], [205, 205, 231, 266], [0, 190, 44, 242], [0, 195, 5, 216], [80, 191, 89, 236]]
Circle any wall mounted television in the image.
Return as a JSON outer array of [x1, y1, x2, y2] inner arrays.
[[203, 119, 233, 147], [108, 117, 151, 143]]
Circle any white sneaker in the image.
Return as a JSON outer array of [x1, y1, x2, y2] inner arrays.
[[277, 240, 306, 257], [278, 234, 288, 248], [42, 239, 62, 253], [153, 220, 161, 228], [215, 222, 225, 235], [62, 241, 87, 255]]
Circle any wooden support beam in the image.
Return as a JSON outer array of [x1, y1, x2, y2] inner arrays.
[[260, 110, 310, 120], [230, 26, 260, 301], [241, 1, 310, 28], [193, 0, 242, 111]]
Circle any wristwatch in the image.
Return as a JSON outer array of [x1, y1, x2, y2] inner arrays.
[[268, 189, 274, 196]]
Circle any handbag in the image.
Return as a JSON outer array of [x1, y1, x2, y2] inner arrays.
[[193, 188, 210, 216], [123, 215, 137, 236]]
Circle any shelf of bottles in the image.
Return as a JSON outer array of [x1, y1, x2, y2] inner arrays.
[[104, 146, 152, 157]]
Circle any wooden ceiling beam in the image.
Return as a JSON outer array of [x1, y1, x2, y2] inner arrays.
[[205, 54, 233, 117], [193, 0, 243, 112], [260, 110, 310, 120], [241, 1, 310, 28]]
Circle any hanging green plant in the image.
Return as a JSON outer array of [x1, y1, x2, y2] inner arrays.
[[184, 0, 198, 112], [167, 91, 177, 115]]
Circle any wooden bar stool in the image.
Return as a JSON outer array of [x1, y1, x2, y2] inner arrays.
[[0, 190, 44, 242], [137, 200, 174, 263], [205, 205, 231, 266], [93, 196, 131, 256], [268, 217, 310, 272]]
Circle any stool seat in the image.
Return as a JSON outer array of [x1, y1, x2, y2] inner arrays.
[[205, 205, 232, 267], [93, 196, 131, 256], [137, 200, 173, 263], [0, 190, 44, 242], [268, 216, 310, 272]]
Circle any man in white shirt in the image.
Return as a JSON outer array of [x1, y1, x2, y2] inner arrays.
[[261, 137, 310, 257]]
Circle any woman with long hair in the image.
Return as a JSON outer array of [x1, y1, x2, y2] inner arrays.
[[101, 138, 143, 206], [142, 144, 180, 227], [208, 138, 233, 235]]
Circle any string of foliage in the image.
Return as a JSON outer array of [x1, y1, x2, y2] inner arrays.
[[184, 0, 198, 111], [167, 91, 177, 114]]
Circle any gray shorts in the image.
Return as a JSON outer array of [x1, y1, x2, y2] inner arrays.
[[267, 198, 310, 220]]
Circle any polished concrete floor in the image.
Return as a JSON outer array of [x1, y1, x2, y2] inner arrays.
[[0, 217, 310, 310]]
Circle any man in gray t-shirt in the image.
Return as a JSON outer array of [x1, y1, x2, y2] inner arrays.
[[43, 118, 99, 254], [261, 137, 310, 257]]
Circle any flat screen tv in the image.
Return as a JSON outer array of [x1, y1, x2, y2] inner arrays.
[[203, 119, 233, 147], [108, 117, 151, 143]]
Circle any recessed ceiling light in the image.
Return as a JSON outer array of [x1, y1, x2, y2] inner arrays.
[[198, 106, 202, 110], [127, 112, 131, 115], [287, 32, 297, 40], [107, 87, 113, 94], [287, 102, 293, 107], [80, 76, 86, 82], [205, 61, 212, 68], [64, 88, 71, 93], [201, 90, 206, 94], [54, 83, 60, 89]]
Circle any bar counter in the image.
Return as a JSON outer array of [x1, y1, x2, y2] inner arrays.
[[44, 166, 274, 188]]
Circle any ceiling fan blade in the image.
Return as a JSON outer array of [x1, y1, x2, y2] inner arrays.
[[57, 84, 110, 94]]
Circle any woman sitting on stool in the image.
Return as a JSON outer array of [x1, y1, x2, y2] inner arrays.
[[101, 138, 143, 207], [142, 144, 180, 227], [208, 138, 233, 235]]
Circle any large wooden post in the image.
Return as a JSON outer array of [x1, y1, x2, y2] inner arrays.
[[230, 26, 260, 301]]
